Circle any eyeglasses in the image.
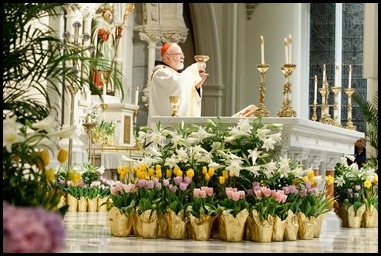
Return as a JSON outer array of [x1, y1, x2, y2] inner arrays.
[[166, 53, 184, 56]]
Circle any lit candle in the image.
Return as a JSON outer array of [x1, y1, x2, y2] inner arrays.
[[260, 36, 265, 64], [135, 86, 139, 105], [314, 75, 318, 104], [348, 65, 352, 88], [334, 64, 339, 86], [288, 35, 292, 64], [284, 38, 289, 64], [323, 64, 327, 82]]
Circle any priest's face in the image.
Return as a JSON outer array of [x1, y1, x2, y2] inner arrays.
[[165, 44, 185, 71]]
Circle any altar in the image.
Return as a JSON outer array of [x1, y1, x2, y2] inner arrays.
[[149, 116, 364, 174]]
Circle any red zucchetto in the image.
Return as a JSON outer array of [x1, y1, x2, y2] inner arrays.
[[160, 43, 174, 57]]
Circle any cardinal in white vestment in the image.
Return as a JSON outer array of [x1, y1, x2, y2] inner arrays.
[[147, 42, 208, 126]]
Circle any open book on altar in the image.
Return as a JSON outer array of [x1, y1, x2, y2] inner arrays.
[[231, 104, 258, 117]]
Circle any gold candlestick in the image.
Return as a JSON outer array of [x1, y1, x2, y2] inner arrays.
[[311, 103, 318, 121], [319, 79, 332, 124], [344, 88, 356, 130], [169, 96, 180, 117], [253, 64, 270, 117], [277, 64, 297, 117], [83, 122, 97, 164], [331, 86, 342, 127]]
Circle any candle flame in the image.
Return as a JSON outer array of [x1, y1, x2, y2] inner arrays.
[[349, 64, 352, 73], [261, 36, 264, 44]]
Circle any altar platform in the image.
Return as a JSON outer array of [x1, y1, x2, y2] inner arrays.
[[150, 116, 364, 173]]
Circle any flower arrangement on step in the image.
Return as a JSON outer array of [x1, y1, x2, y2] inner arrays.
[[334, 157, 378, 227], [129, 118, 334, 241]]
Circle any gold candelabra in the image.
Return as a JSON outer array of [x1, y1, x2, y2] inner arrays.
[[169, 96, 180, 117], [277, 64, 297, 117], [83, 121, 97, 165], [331, 86, 342, 127], [253, 64, 270, 117], [344, 88, 356, 130], [319, 79, 332, 124]]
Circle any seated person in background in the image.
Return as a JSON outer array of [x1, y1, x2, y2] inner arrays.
[[347, 138, 367, 168]]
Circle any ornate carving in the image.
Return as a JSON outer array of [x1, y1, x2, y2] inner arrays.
[[246, 3, 258, 20], [139, 31, 161, 44]]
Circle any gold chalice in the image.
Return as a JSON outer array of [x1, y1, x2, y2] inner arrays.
[[169, 96, 181, 117], [194, 55, 209, 62], [194, 55, 209, 76]]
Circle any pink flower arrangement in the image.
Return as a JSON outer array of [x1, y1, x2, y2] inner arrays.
[[3, 200, 65, 253]]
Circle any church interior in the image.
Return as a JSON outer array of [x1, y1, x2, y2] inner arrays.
[[3, 3, 378, 253]]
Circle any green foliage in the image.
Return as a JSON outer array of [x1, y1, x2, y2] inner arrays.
[[353, 92, 378, 162]]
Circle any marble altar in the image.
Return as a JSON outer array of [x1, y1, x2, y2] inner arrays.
[[149, 116, 364, 174]]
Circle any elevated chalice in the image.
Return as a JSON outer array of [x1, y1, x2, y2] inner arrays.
[[194, 55, 209, 76], [169, 96, 181, 117]]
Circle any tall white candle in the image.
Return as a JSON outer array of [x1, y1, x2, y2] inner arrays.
[[260, 36, 265, 64], [288, 35, 292, 64], [335, 64, 339, 86], [314, 75, 318, 104], [348, 65, 352, 88], [135, 86, 139, 105], [284, 38, 289, 64], [323, 64, 327, 82]]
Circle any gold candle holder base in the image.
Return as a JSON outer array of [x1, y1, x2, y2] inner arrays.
[[253, 64, 270, 117], [331, 86, 342, 127], [277, 64, 297, 117], [344, 88, 356, 130], [311, 103, 318, 121]]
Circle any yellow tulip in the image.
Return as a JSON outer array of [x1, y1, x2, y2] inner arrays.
[[208, 167, 215, 176], [36, 149, 50, 170], [57, 148, 68, 163], [202, 166, 207, 174], [219, 176, 225, 184], [186, 168, 194, 178], [166, 168, 172, 178], [204, 173, 211, 182]]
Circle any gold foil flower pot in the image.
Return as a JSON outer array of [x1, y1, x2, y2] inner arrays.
[[313, 214, 326, 238], [166, 209, 187, 240], [67, 194, 78, 212], [347, 204, 366, 228], [98, 196, 109, 212], [132, 211, 142, 237], [297, 212, 315, 240], [250, 210, 273, 243], [109, 207, 133, 237], [87, 197, 98, 212], [158, 211, 168, 238], [219, 209, 249, 242], [361, 205, 378, 228], [284, 210, 298, 241], [139, 209, 159, 239], [189, 214, 216, 241], [272, 215, 286, 242], [77, 196, 88, 212]]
